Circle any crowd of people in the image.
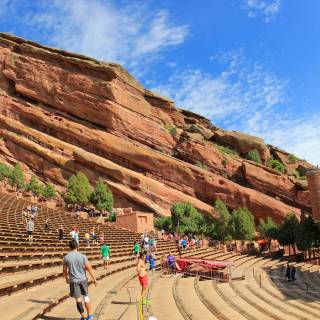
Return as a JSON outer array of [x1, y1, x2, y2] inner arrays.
[[21, 206, 197, 319]]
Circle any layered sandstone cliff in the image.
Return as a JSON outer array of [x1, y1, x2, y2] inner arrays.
[[0, 33, 315, 223]]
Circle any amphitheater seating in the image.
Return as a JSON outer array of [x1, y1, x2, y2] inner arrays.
[[88, 250, 320, 319], [3, 191, 320, 319], [0, 192, 213, 319]]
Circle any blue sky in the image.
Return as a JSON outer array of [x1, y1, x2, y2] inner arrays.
[[0, 0, 319, 165]]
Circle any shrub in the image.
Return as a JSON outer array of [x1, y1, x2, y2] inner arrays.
[[212, 143, 238, 157], [171, 150, 178, 157], [267, 159, 286, 173], [108, 211, 117, 222], [247, 149, 262, 164], [195, 161, 208, 170], [292, 170, 300, 179], [289, 154, 299, 162], [222, 159, 228, 168], [164, 124, 177, 136], [0, 163, 12, 181], [42, 183, 56, 200]]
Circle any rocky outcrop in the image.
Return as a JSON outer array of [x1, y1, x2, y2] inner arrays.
[[212, 129, 270, 162], [0, 33, 313, 223]]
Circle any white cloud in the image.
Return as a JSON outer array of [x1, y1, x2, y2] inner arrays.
[[153, 50, 320, 166], [27, 0, 188, 74], [244, 0, 282, 23]]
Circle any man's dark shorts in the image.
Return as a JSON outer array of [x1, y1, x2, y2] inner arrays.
[[27, 231, 33, 235], [69, 280, 88, 298]]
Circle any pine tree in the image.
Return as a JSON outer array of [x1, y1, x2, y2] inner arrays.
[[90, 178, 113, 212]]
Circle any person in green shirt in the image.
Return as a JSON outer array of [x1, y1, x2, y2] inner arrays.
[[100, 242, 110, 270], [133, 241, 140, 258]]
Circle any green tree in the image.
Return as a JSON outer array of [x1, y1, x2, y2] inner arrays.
[[296, 215, 319, 260], [8, 163, 25, 190], [229, 208, 256, 241], [42, 183, 56, 200], [90, 178, 113, 213], [64, 171, 91, 206], [26, 175, 43, 197], [247, 149, 262, 164], [214, 199, 232, 241], [277, 213, 299, 255], [267, 159, 286, 173], [258, 217, 279, 249], [0, 163, 12, 181], [155, 216, 172, 231], [170, 202, 208, 235]]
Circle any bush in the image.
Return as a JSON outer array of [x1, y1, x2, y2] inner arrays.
[[42, 183, 56, 200], [289, 154, 299, 162], [267, 159, 286, 173], [108, 211, 117, 222], [247, 149, 262, 164], [195, 161, 208, 170], [164, 124, 177, 136], [0, 163, 12, 181], [90, 178, 113, 212], [212, 143, 238, 157], [222, 159, 228, 168]]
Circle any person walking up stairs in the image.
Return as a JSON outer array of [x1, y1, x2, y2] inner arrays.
[[63, 239, 97, 320]]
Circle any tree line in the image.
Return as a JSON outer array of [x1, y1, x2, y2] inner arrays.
[[0, 162, 114, 218], [63, 171, 114, 218], [156, 199, 318, 261], [0, 162, 56, 200]]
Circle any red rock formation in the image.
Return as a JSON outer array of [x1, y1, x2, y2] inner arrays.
[[0, 33, 313, 223], [307, 170, 320, 223]]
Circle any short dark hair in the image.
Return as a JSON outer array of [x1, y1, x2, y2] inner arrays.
[[138, 251, 145, 259], [69, 239, 78, 250]]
